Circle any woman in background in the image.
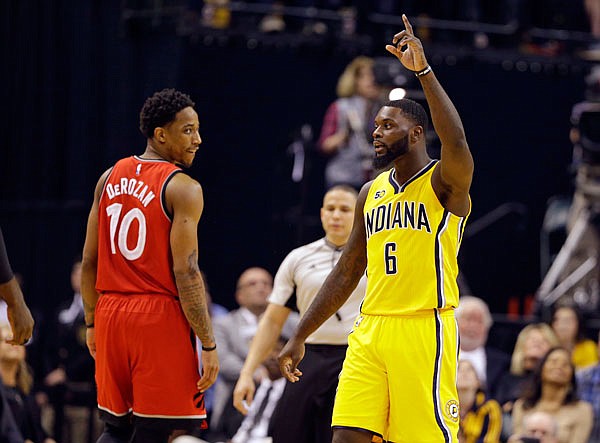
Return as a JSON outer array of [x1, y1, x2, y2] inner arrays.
[[511, 347, 593, 443], [317, 56, 382, 190], [495, 323, 560, 440]]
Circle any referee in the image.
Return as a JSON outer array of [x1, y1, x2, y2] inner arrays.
[[233, 185, 366, 443]]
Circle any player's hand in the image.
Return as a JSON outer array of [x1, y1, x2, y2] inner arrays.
[[197, 349, 219, 392], [233, 372, 256, 415], [86, 326, 96, 359], [277, 338, 304, 382], [385, 14, 428, 73], [5, 297, 34, 346]]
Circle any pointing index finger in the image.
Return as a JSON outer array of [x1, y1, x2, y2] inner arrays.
[[402, 14, 414, 35]]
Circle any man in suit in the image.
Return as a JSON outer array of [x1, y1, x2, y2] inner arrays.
[[456, 295, 511, 399], [210, 267, 297, 436]]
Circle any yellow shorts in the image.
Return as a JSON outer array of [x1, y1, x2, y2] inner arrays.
[[332, 310, 459, 442]]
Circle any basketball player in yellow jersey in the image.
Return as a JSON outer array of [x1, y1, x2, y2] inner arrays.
[[279, 14, 474, 443]]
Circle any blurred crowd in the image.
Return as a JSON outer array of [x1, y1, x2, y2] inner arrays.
[[188, 0, 600, 58]]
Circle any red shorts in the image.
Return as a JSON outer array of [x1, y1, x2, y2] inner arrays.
[[95, 293, 206, 421]]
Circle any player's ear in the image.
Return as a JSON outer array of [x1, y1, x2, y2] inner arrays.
[[154, 127, 166, 143], [411, 125, 424, 143]]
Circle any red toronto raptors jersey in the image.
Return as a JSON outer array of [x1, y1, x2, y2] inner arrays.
[[96, 156, 182, 296]]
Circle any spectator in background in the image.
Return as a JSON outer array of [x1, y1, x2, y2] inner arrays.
[[495, 323, 560, 409], [511, 347, 593, 443], [210, 267, 298, 437], [457, 359, 502, 443], [507, 410, 559, 443], [576, 330, 600, 443], [0, 322, 55, 443], [550, 304, 598, 370], [42, 258, 101, 443], [317, 56, 382, 190], [456, 295, 511, 399]]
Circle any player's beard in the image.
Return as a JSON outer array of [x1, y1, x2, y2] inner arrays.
[[372, 134, 409, 170]]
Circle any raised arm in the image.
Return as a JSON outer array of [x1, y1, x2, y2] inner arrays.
[[278, 183, 369, 382], [0, 228, 34, 346], [386, 14, 474, 216], [81, 168, 112, 358], [233, 303, 291, 414], [167, 173, 218, 392]]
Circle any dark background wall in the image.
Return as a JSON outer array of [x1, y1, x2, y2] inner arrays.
[[0, 1, 590, 321]]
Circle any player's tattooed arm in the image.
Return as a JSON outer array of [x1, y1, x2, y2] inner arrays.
[[176, 249, 215, 347], [82, 298, 96, 326], [298, 246, 366, 339], [168, 174, 215, 347]]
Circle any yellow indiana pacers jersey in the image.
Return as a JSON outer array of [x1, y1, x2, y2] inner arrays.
[[362, 160, 469, 315]]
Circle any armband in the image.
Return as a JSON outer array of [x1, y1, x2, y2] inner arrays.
[[202, 344, 217, 351], [415, 65, 432, 77]]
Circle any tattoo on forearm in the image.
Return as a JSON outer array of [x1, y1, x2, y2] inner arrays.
[[82, 299, 96, 324], [176, 250, 215, 345], [299, 251, 365, 337]]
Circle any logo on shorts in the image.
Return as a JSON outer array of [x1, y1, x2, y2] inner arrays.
[[194, 391, 205, 410], [445, 399, 459, 422]]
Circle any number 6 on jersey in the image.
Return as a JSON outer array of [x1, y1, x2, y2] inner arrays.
[[384, 242, 397, 275]]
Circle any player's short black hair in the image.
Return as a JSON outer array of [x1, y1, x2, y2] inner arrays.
[[139, 88, 195, 139], [383, 99, 429, 132]]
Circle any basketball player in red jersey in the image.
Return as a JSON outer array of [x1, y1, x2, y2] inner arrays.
[[81, 89, 219, 443]]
